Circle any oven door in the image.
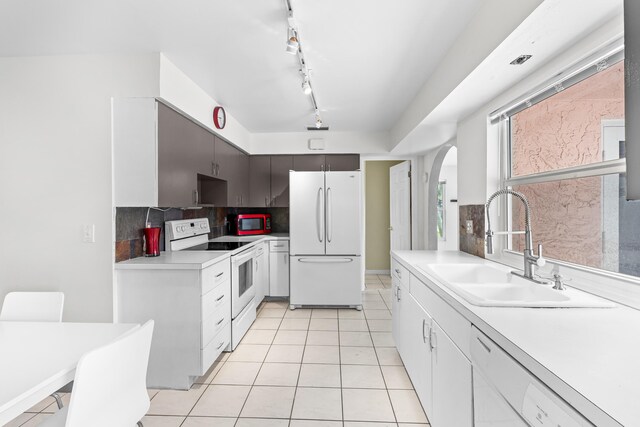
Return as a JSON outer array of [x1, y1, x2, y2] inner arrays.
[[231, 248, 257, 318]]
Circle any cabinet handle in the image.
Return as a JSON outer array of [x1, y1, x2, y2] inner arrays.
[[215, 294, 225, 302], [430, 329, 437, 351], [273, 244, 284, 247], [212, 162, 216, 176], [194, 190, 199, 205], [216, 317, 225, 326], [328, 164, 331, 171], [476, 337, 492, 353], [422, 319, 427, 343], [216, 341, 225, 350], [215, 272, 224, 278], [396, 286, 401, 301], [216, 163, 220, 176]]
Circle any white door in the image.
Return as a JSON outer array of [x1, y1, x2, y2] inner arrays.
[[390, 162, 411, 258], [290, 171, 326, 255], [431, 321, 473, 427], [325, 171, 361, 255]]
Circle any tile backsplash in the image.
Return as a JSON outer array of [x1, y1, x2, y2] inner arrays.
[[115, 207, 289, 262], [459, 204, 485, 258]]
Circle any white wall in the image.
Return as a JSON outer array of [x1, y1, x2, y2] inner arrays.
[[0, 54, 160, 322], [159, 54, 251, 152], [250, 131, 390, 154]]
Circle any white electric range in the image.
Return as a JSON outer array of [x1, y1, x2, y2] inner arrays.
[[165, 218, 259, 350]]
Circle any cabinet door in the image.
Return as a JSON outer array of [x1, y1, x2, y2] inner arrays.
[[325, 154, 360, 171], [270, 155, 293, 207], [248, 155, 271, 207], [293, 154, 325, 171], [215, 138, 249, 207], [404, 294, 433, 418], [269, 252, 289, 297], [431, 321, 472, 427], [157, 103, 199, 207]]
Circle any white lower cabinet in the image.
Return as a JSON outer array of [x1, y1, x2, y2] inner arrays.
[[254, 242, 268, 304], [393, 262, 472, 427], [403, 293, 434, 417], [269, 241, 290, 297], [431, 320, 473, 427], [116, 258, 231, 390]]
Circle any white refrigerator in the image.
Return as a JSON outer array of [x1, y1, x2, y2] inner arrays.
[[289, 171, 363, 309]]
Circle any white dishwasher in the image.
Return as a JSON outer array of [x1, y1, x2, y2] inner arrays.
[[470, 326, 594, 427]]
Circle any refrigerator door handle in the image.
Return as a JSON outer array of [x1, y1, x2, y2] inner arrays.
[[326, 187, 332, 243], [317, 187, 324, 242], [297, 258, 353, 263]]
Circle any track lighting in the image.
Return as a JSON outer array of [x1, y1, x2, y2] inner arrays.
[[285, 0, 326, 129]]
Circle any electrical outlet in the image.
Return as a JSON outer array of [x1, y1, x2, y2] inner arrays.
[[466, 220, 474, 235], [83, 224, 95, 243]]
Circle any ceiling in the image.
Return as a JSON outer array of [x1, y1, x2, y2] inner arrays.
[[0, 0, 482, 133], [391, 0, 624, 155]]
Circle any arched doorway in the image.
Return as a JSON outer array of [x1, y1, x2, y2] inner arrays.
[[426, 144, 458, 250]]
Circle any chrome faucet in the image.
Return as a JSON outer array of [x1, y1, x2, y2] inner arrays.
[[485, 189, 547, 284]]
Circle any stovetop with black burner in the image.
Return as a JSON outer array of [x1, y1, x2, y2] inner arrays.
[[205, 241, 253, 251]]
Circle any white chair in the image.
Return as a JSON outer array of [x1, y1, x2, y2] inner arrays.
[[0, 291, 64, 322], [38, 320, 154, 427], [1, 291, 66, 409]]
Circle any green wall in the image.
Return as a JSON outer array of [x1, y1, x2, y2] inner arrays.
[[365, 160, 403, 271]]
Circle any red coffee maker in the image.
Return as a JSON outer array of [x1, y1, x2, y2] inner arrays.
[[143, 226, 161, 257]]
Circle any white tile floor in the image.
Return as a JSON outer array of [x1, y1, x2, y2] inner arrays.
[[6, 275, 430, 427]]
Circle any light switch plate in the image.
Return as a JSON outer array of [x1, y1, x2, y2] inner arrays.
[[83, 224, 95, 243], [466, 220, 473, 235]]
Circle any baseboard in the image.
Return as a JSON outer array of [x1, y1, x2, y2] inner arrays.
[[366, 270, 391, 275]]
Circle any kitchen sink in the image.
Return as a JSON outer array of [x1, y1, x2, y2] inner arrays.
[[417, 263, 615, 308]]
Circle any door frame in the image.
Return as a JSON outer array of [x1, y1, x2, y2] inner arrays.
[[360, 155, 419, 276]]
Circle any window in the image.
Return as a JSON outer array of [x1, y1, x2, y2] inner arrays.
[[501, 55, 640, 279], [437, 181, 446, 240]]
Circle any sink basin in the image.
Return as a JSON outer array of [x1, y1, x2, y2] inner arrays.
[[417, 263, 615, 308]]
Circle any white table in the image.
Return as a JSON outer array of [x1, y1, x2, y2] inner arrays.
[[0, 321, 138, 425]]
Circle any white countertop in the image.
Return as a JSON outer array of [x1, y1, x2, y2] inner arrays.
[[115, 250, 231, 270], [392, 250, 639, 427], [115, 234, 289, 269]]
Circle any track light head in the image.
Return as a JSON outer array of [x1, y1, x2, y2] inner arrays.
[[286, 28, 299, 54], [302, 78, 312, 95]]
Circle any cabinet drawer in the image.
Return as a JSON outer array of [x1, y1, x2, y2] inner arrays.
[[202, 280, 229, 321], [202, 308, 229, 349], [392, 258, 410, 290], [202, 260, 231, 295], [269, 240, 289, 252], [410, 273, 471, 357], [201, 325, 230, 375]]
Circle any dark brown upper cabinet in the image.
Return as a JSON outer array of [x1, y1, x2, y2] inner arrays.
[[292, 154, 359, 171], [157, 103, 215, 207], [215, 137, 249, 207], [248, 156, 272, 207], [270, 156, 293, 207], [324, 154, 360, 171]]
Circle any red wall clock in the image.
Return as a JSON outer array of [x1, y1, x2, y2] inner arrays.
[[213, 106, 226, 129]]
